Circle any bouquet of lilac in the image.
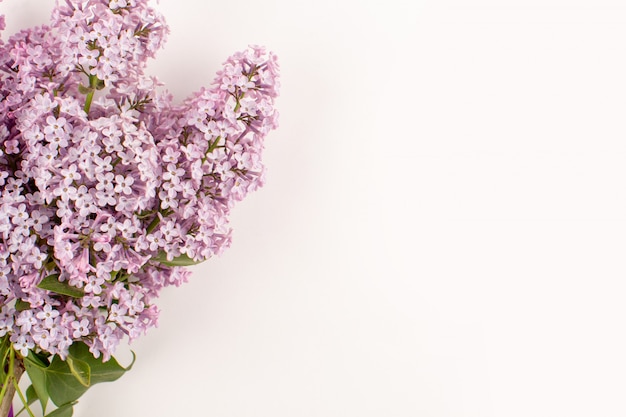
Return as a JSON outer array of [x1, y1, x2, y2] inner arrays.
[[0, 0, 279, 415]]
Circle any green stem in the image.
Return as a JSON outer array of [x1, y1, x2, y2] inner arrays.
[[146, 214, 161, 234], [207, 136, 221, 153], [12, 381, 34, 417], [0, 350, 12, 407], [83, 75, 99, 115], [234, 93, 243, 112], [201, 136, 222, 164], [0, 348, 24, 417], [84, 90, 95, 114]]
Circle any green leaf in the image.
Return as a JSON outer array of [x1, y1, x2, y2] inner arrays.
[[24, 354, 49, 412], [37, 275, 84, 298], [0, 336, 10, 380], [25, 343, 133, 407], [77, 84, 92, 95], [152, 252, 204, 267], [66, 356, 91, 387], [15, 299, 31, 311], [68, 343, 133, 385], [45, 402, 75, 417], [25, 385, 39, 405], [44, 357, 87, 406], [109, 270, 119, 281]]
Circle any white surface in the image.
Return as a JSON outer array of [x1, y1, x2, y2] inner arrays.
[[2, 0, 626, 416]]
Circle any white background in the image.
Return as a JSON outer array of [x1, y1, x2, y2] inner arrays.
[[2, 0, 626, 416]]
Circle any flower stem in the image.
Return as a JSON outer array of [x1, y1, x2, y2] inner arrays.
[[83, 75, 99, 115], [84, 89, 95, 114], [146, 213, 161, 234], [11, 381, 33, 417], [0, 349, 24, 417]]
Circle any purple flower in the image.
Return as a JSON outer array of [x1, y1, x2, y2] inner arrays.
[[0, 0, 279, 362]]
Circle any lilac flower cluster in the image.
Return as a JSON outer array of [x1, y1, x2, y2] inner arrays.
[[0, 0, 279, 361]]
